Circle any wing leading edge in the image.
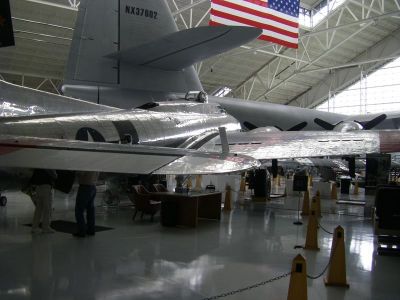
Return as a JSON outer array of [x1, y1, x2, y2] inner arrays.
[[204, 129, 400, 160], [0, 135, 260, 175], [0, 130, 399, 175]]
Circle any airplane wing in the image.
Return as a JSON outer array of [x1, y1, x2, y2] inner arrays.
[[204, 129, 400, 160], [0, 135, 259, 175], [0, 130, 399, 176]]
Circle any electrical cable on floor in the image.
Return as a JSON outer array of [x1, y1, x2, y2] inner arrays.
[[200, 272, 291, 300]]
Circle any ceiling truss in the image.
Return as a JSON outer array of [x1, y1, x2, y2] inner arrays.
[[0, 0, 399, 109]]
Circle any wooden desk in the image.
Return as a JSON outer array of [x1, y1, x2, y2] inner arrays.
[[154, 192, 222, 227]]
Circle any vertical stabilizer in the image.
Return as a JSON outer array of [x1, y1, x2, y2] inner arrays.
[[65, 0, 119, 84], [64, 0, 202, 102], [119, 0, 178, 50]]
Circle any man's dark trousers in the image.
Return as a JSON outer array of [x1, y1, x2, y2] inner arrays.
[[75, 184, 96, 235]]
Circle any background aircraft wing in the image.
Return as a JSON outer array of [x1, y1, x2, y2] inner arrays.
[[0, 135, 259, 175], [0, 80, 117, 117], [205, 129, 400, 160]]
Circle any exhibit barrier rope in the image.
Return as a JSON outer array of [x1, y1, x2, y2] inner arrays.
[[306, 260, 331, 279], [317, 220, 334, 235], [200, 272, 291, 300], [201, 239, 339, 299], [306, 241, 338, 279]]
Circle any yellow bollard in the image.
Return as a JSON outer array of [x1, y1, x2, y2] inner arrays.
[[287, 254, 308, 300], [308, 175, 313, 187], [353, 181, 359, 195], [315, 191, 322, 217], [277, 175, 281, 187], [304, 208, 320, 250], [186, 177, 192, 190], [194, 175, 202, 192], [223, 185, 232, 212], [239, 176, 246, 194], [324, 226, 349, 287], [331, 183, 338, 200], [301, 190, 310, 216]]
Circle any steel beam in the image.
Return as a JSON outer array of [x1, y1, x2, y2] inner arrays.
[[291, 27, 400, 108]]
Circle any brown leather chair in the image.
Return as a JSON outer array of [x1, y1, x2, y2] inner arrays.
[[152, 183, 168, 192], [129, 185, 161, 221]]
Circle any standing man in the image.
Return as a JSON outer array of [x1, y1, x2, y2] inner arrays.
[[31, 169, 57, 234], [73, 171, 99, 238]]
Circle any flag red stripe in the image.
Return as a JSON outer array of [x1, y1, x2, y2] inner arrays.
[[211, 9, 298, 38], [244, 0, 268, 6], [209, 20, 298, 48], [258, 34, 298, 48], [211, 0, 298, 28]]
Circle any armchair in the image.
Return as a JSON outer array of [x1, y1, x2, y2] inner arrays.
[[129, 185, 161, 221]]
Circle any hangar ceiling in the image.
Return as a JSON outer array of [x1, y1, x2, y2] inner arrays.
[[0, 0, 400, 109]]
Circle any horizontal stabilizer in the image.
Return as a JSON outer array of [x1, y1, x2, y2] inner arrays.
[[106, 26, 261, 70], [0, 135, 259, 175]]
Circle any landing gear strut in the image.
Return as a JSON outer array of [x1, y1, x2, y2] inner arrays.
[[0, 195, 7, 207]]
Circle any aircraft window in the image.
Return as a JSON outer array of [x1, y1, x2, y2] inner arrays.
[[216, 105, 226, 113]]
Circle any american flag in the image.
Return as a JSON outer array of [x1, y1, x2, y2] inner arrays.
[[210, 0, 300, 49]]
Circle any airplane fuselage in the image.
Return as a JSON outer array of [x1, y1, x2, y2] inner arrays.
[[0, 103, 241, 148]]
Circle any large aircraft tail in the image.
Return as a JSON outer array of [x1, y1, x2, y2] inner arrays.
[[64, 0, 191, 88], [63, 0, 260, 106]]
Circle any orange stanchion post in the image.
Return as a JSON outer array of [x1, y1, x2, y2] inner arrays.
[[239, 176, 246, 195], [223, 185, 232, 212], [331, 182, 338, 200], [315, 191, 322, 217], [301, 190, 310, 216], [304, 207, 320, 251], [186, 177, 192, 190], [324, 226, 349, 287], [353, 181, 359, 195], [287, 254, 308, 300], [194, 175, 202, 192]]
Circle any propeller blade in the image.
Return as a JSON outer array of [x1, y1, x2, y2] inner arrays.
[[243, 121, 258, 130], [314, 118, 336, 130], [358, 114, 387, 130], [287, 122, 307, 131]]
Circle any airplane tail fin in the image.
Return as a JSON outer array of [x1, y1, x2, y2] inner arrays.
[[64, 0, 260, 104], [65, 0, 184, 87]]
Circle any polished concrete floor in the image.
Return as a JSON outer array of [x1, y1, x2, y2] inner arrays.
[[0, 183, 399, 300]]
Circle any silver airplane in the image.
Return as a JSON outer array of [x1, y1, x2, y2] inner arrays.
[[0, 81, 399, 200], [0, 0, 399, 205], [55, 0, 400, 133]]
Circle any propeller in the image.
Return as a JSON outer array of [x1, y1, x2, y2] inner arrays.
[[243, 121, 308, 131], [314, 114, 387, 131], [243, 121, 258, 130], [287, 121, 308, 131], [358, 114, 387, 130], [314, 118, 336, 130]]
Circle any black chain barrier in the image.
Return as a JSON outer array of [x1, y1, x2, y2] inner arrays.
[[306, 260, 331, 279], [317, 220, 334, 235], [306, 241, 338, 279], [200, 272, 291, 300]]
